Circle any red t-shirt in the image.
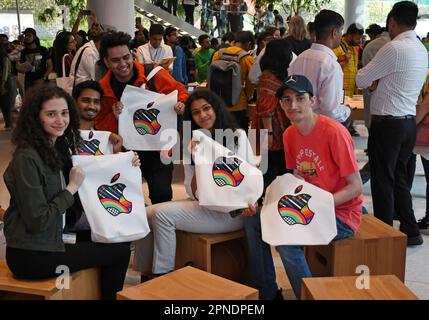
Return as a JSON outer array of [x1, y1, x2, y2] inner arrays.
[[283, 115, 362, 232]]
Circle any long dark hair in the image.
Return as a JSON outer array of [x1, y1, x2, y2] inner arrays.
[[184, 90, 239, 135], [260, 39, 293, 81], [12, 84, 81, 171], [53, 31, 74, 77]]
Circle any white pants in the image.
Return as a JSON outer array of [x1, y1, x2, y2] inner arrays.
[[133, 200, 243, 274]]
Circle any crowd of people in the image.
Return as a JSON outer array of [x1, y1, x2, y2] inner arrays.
[[0, 0, 428, 300]]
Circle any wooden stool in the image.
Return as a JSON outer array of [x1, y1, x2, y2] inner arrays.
[[175, 229, 249, 283], [301, 275, 418, 300], [0, 260, 101, 300], [305, 215, 407, 281], [117, 266, 258, 300]]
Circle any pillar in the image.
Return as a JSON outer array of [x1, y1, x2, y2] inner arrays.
[[87, 0, 135, 36], [344, 0, 365, 30]]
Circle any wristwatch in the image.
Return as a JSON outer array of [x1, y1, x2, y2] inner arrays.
[[267, 131, 274, 136]]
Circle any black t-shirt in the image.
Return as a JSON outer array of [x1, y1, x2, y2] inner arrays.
[[285, 36, 312, 56], [110, 67, 139, 99], [20, 46, 50, 84]]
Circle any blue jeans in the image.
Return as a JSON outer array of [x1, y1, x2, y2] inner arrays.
[[244, 210, 278, 299], [276, 218, 354, 299]]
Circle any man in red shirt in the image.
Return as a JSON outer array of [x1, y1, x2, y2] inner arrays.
[[95, 32, 189, 204], [276, 74, 363, 298]]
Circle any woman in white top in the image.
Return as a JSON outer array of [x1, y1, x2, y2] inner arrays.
[[133, 90, 256, 278]]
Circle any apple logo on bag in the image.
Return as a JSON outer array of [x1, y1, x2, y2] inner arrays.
[[97, 173, 132, 216], [133, 102, 161, 135], [277, 185, 315, 225], [78, 131, 104, 155], [212, 156, 245, 187]]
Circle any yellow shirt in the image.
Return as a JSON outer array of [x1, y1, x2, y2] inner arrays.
[[334, 39, 359, 97], [212, 46, 255, 112]]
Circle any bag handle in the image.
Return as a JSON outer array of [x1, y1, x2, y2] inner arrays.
[[72, 46, 89, 88], [61, 54, 67, 77], [146, 65, 163, 82]]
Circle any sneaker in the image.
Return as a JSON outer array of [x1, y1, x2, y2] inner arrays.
[[417, 218, 429, 235], [407, 234, 423, 246]]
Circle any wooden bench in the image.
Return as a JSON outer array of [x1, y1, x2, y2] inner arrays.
[[175, 229, 250, 284], [305, 215, 407, 281], [117, 266, 258, 300], [0, 260, 101, 300], [301, 275, 418, 300]]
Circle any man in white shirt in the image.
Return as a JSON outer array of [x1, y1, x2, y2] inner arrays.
[[136, 24, 174, 71], [69, 32, 103, 85], [356, 1, 428, 246], [288, 10, 351, 124]]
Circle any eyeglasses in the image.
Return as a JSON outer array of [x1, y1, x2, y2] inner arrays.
[[191, 103, 213, 117]]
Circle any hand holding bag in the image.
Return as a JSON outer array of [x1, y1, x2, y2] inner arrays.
[[193, 130, 263, 213], [261, 173, 337, 246], [72, 151, 150, 243]]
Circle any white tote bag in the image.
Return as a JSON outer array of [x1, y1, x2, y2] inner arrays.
[[72, 151, 150, 243], [56, 54, 74, 95], [78, 130, 113, 155], [261, 173, 337, 246], [119, 85, 178, 151], [193, 130, 263, 213]]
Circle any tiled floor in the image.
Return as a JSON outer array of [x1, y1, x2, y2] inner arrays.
[[0, 118, 428, 299]]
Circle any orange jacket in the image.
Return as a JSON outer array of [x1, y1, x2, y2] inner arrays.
[[95, 62, 189, 133]]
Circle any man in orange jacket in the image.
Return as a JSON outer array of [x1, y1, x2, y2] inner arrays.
[[95, 31, 189, 204]]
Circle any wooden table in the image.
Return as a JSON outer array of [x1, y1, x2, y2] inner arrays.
[[345, 95, 364, 121], [117, 266, 258, 300], [302, 275, 418, 300]]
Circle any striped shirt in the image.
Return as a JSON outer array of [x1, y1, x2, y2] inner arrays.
[[356, 30, 428, 116]]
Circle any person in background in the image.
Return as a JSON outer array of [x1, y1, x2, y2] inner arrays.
[[183, 0, 196, 25], [288, 10, 351, 124], [179, 36, 197, 83], [164, 27, 188, 84], [285, 15, 312, 56], [273, 9, 284, 28], [212, 31, 255, 129], [220, 32, 235, 49], [136, 24, 174, 71], [0, 42, 13, 130], [16, 28, 53, 92], [3, 84, 132, 300], [364, 23, 383, 48], [306, 21, 316, 42], [130, 29, 148, 50], [211, 38, 220, 52], [193, 34, 214, 83], [53, 31, 77, 78], [356, 1, 428, 246]]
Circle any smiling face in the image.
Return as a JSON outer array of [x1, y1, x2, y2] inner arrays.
[[76, 88, 101, 123], [104, 45, 134, 82], [39, 97, 70, 143], [190, 98, 216, 131], [279, 89, 315, 124]]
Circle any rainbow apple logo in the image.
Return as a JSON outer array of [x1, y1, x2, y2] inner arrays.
[[133, 102, 161, 135], [277, 185, 315, 225], [212, 156, 245, 187], [97, 173, 132, 216], [78, 131, 104, 155]]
